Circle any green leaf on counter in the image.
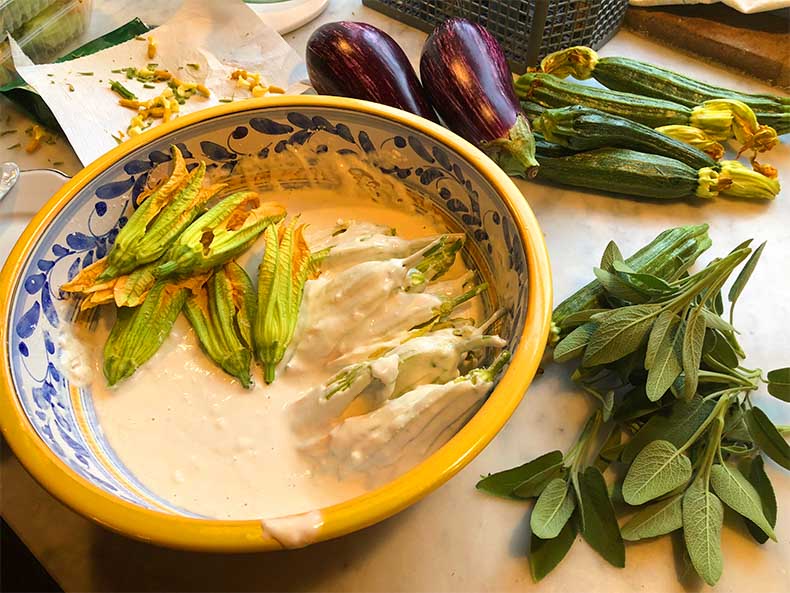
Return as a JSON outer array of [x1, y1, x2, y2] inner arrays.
[[683, 478, 724, 586], [699, 309, 735, 335], [558, 308, 609, 329], [645, 310, 679, 370], [746, 407, 790, 470], [529, 517, 577, 582], [741, 456, 777, 544], [476, 451, 564, 499], [578, 466, 625, 568], [767, 367, 790, 401], [621, 395, 714, 464], [622, 440, 692, 505], [682, 313, 706, 399], [600, 241, 624, 273], [646, 317, 682, 402], [621, 494, 683, 541], [727, 241, 765, 322], [702, 329, 739, 369], [554, 322, 597, 363], [583, 304, 661, 367], [709, 464, 776, 541], [531, 478, 576, 539], [593, 267, 646, 304]]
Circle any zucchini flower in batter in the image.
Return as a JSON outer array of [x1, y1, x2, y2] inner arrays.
[[288, 319, 506, 443], [254, 219, 321, 384], [103, 279, 193, 386], [154, 192, 286, 279], [312, 351, 511, 474], [99, 147, 225, 280], [184, 262, 256, 388]]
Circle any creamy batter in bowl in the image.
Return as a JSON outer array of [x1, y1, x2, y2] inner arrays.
[[0, 96, 551, 551]]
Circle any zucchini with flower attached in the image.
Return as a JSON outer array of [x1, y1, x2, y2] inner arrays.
[[534, 148, 780, 201], [540, 46, 790, 134], [533, 105, 716, 169], [514, 73, 779, 153]]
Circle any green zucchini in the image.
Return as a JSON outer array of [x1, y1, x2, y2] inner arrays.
[[515, 72, 691, 129], [514, 73, 779, 149], [535, 148, 721, 200], [552, 224, 712, 340], [534, 105, 716, 169], [541, 46, 790, 116], [533, 133, 576, 158], [535, 147, 779, 202]]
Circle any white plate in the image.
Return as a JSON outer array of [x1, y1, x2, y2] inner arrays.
[[248, 0, 330, 35], [0, 169, 69, 268]]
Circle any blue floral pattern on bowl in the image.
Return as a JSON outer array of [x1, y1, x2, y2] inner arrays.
[[7, 105, 528, 514]]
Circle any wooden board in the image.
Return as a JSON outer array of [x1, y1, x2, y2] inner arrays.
[[624, 5, 790, 88]]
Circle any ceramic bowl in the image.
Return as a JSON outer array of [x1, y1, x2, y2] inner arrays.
[[0, 95, 551, 551]]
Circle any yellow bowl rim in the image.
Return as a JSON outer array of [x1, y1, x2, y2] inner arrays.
[[0, 94, 552, 552]]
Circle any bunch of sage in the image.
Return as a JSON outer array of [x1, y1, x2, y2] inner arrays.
[[478, 230, 789, 586]]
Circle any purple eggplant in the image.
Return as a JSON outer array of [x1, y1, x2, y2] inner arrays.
[[306, 22, 438, 122], [420, 18, 539, 177]]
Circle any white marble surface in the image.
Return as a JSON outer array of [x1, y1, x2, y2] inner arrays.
[[1, 1, 789, 591]]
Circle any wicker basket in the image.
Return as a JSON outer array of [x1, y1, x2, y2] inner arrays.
[[361, 0, 629, 73]]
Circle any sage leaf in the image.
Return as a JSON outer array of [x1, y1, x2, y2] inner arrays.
[[583, 304, 661, 367], [703, 329, 739, 369], [746, 407, 790, 470], [600, 240, 623, 272], [682, 313, 706, 399], [529, 517, 577, 582], [613, 386, 662, 423], [645, 310, 679, 370], [578, 466, 625, 568], [531, 478, 576, 539], [709, 464, 776, 541], [621, 494, 683, 541], [712, 290, 724, 316], [622, 440, 692, 505], [646, 318, 682, 402], [727, 241, 765, 321], [742, 455, 777, 544], [477, 451, 564, 499], [559, 308, 609, 329], [554, 322, 597, 363], [612, 261, 675, 296], [683, 478, 724, 587], [767, 367, 790, 402], [602, 390, 614, 422], [622, 395, 714, 464], [700, 308, 735, 334], [593, 267, 646, 304]]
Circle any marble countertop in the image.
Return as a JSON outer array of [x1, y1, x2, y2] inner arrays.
[[1, 1, 788, 591]]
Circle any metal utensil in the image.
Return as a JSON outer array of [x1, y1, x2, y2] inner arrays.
[[0, 162, 20, 202]]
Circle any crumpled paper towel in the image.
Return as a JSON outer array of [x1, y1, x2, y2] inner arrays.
[[11, 0, 308, 165], [630, 0, 789, 15]]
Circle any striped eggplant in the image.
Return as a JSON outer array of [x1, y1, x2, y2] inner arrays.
[[306, 21, 438, 122], [420, 18, 539, 178]]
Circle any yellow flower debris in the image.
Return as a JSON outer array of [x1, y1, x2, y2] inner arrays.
[[25, 125, 45, 153]]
